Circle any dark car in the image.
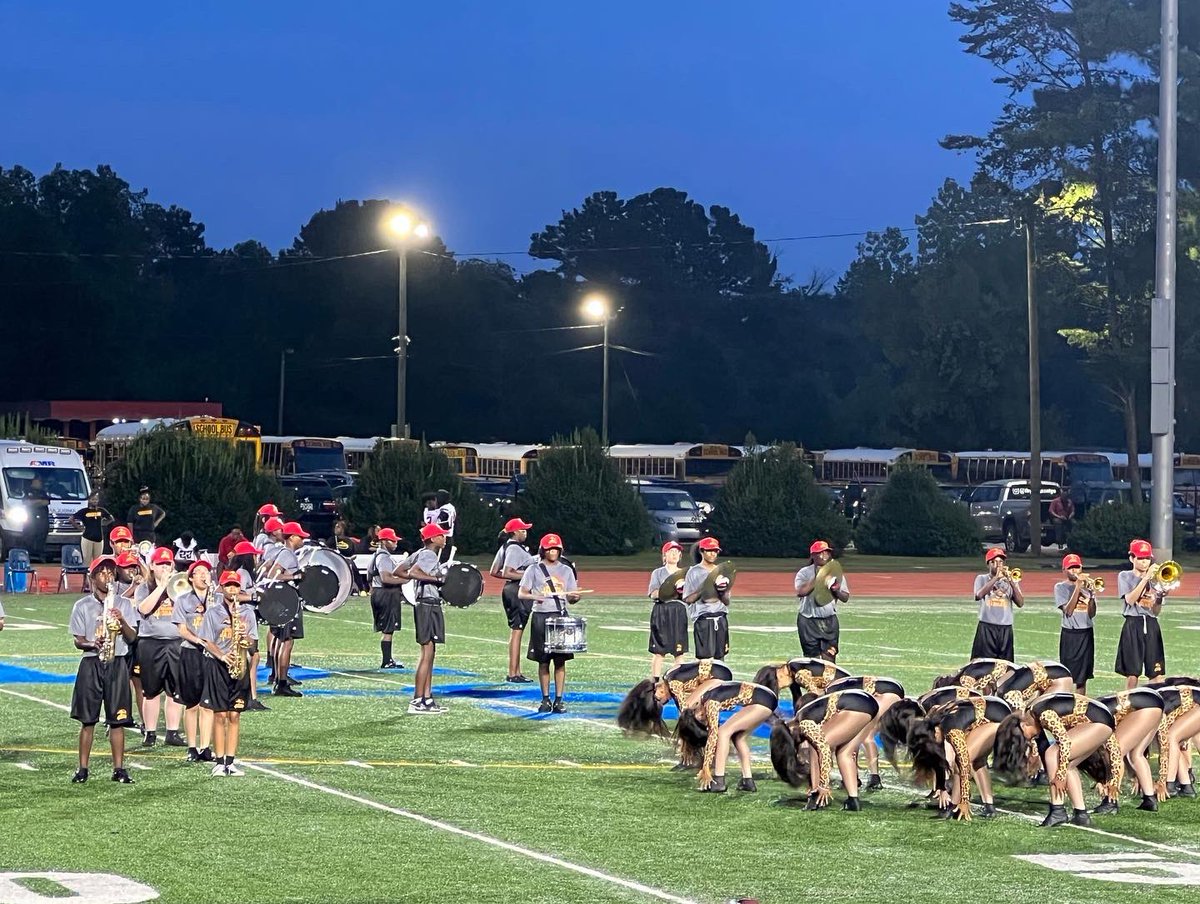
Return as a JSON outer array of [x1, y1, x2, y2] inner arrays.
[[280, 475, 342, 537]]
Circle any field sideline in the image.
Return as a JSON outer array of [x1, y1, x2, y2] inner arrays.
[[2, 586, 1200, 903]]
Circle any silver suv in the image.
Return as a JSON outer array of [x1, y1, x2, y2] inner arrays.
[[961, 479, 1059, 552], [630, 481, 705, 544]]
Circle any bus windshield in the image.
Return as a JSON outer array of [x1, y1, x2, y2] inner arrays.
[[293, 447, 348, 473], [3, 467, 90, 501], [1066, 461, 1113, 484]]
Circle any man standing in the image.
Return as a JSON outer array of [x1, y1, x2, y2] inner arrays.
[[263, 521, 307, 697], [217, 526, 245, 569], [682, 536, 731, 660], [134, 547, 187, 747], [519, 533, 581, 713], [970, 548, 1023, 661], [1054, 553, 1096, 693], [491, 517, 536, 683], [71, 492, 114, 572], [794, 540, 850, 662], [126, 488, 166, 545], [68, 556, 140, 784], [1048, 488, 1076, 550], [404, 523, 451, 714], [252, 504, 282, 552], [1116, 538, 1168, 689], [369, 527, 408, 669], [173, 560, 217, 763]]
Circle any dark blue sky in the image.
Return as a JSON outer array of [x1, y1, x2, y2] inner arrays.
[[3, 1, 1007, 279]]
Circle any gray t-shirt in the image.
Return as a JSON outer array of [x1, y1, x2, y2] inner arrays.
[[69, 592, 139, 659], [795, 564, 849, 620], [269, 546, 300, 578], [171, 589, 209, 649], [1118, 569, 1161, 618], [490, 542, 536, 581], [1054, 580, 1094, 630], [195, 597, 260, 655], [519, 560, 578, 614], [135, 582, 180, 640], [370, 550, 397, 589], [0, 598, 6, 619], [648, 565, 684, 599], [403, 548, 443, 605], [683, 563, 728, 620], [974, 573, 1016, 626]]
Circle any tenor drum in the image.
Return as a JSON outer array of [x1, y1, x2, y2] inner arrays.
[[440, 563, 484, 608], [257, 582, 303, 628], [297, 545, 353, 612], [544, 616, 588, 654], [297, 564, 339, 610]]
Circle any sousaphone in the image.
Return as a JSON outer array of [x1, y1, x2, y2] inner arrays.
[[812, 559, 845, 606]]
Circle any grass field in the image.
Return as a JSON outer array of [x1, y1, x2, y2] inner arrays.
[[3, 588, 1200, 903]]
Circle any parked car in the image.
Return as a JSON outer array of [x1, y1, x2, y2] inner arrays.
[[629, 480, 705, 545], [280, 475, 342, 538], [960, 479, 1060, 552], [1084, 482, 1197, 525]]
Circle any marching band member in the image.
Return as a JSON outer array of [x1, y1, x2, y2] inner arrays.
[[770, 689, 879, 811], [196, 571, 259, 776], [490, 517, 536, 683], [226, 542, 268, 711], [1055, 554, 1097, 692], [264, 521, 308, 697], [68, 556, 140, 784], [519, 533, 581, 714], [1116, 539, 1169, 688], [794, 540, 849, 662], [675, 678, 778, 793], [646, 540, 689, 678], [134, 547, 186, 747], [971, 548, 1023, 661], [1092, 686, 1165, 813], [173, 560, 217, 762], [993, 692, 1121, 827], [404, 523, 450, 714], [370, 527, 408, 670], [683, 536, 731, 660], [252, 503, 283, 553], [109, 524, 134, 559], [256, 515, 286, 678], [825, 674, 906, 792]]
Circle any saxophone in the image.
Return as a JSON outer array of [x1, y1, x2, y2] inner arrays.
[[226, 598, 249, 681], [96, 582, 121, 664]]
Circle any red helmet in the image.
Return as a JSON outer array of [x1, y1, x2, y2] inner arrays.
[[985, 548, 1007, 563], [257, 503, 282, 516], [219, 570, 242, 587], [378, 527, 401, 542]]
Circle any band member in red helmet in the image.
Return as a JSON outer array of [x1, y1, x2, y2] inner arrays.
[[490, 517, 537, 683], [1116, 538, 1169, 688], [683, 536, 731, 659], [252, 505, 283, 556], [1054, 553, 1097, 693], [369, 527, 408, 670], [519, 533, 581, 713], [794, 540, 849, 662], [971, 548, 1023, 661], [263, 521, 308, 697], [647, 540, 689, 678]]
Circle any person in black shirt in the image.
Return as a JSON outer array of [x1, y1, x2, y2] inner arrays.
[[127, 488, 166, 544], [329, 520, 367, 594], [71, 493, 114, 582], [22, 477, 51, 560]]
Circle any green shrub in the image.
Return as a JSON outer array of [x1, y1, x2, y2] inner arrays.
[[705, 442, 850, 557], [343, 440, 498, 554], [514, 428, 653, 555], [855, 467, 981, 556], [103, 429, 285, 548], [1069, 502, 1152, 558]]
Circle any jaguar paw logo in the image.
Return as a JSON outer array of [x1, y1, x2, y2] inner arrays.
[[131, 665, 141, 676], [1154, 662, 1163, 673], [115, 709, 128, 721], [675, 644, 684, 653], [233, 699, 245, 710]]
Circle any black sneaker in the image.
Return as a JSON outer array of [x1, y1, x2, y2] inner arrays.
[[246, 699, 269, 711], [186, 748, 200, 762], [198, 748, 215, 763], [979, 803, 997, 818], [274, 683, 302, 698], [142, 731, 157, 748], [381, 660, 403, 670], [701, 776, 727, 793], [1178, 784, 1197, 798], [1093, 798, 1119, 815], [286, 677, 303, 687], [842, 796, 862, 811], [165, 730, 187, 747], [1041, 805, 1069, 828], [670, 762, 693, 772], [111, 768, 134, 784], [512, 675, 533, 683], [71, 768, 89, 784], [1167, 781, 1182, 797], [1033, 770, 1049, 786], [865, 774, 883, 791], [736, 778, 757, 792], [537, 699, 552, 714], [552, 698, 567, 714], [804, 792, 825, 811], [1071, 809, 1093, 827], [1138, 795, 1159, 812]]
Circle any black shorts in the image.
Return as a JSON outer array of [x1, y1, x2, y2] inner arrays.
[[271, 609, 304, 642], [1059, 627, 1095, 685], [971, 622, 1014, 663], [200, 656, 251, 713], [797, 614, 840, 661], [1115, 615, 1166, 679], [502, 582, 532, 631], [527, 611, 573, 665], [693, 614, 730, 661], [177, 646, 206, 708], [414, 603, 445, 646], [370, 587, 403, 634], [136, 637, 181, 699], [70, 656, 135, 727], [649, 601, 689, 655]]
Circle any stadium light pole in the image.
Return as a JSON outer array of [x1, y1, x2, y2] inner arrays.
[[582, 294, 611, 446], [384, 208, 431, 439], [277, 347, 294, 434], [1150, 0, 1179, 558]]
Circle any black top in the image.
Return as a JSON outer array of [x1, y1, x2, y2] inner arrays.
[[786, 657, 851, 691], [665, 659, 734, 686], [127, 503, 165, 539], [795, 689, 879, 722], [1157, 685, 1200, 715], [939, 696, 1012, 733], [1030, 692, 1115, 729], [996, 661, 1071, 696], [1096, 687, 1165, 718], [919, 686, 983, 709], [697, 681, 778, 712], [330, 536, 357, 557], [72, 507, 113, 542], [826, 675, 905, 698]]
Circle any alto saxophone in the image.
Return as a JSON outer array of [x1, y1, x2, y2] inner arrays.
[[226, 597, 249, 681], [96, 583, 121, 664]]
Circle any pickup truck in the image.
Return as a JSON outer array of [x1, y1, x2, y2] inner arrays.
[[960, 479, 1059, 553]]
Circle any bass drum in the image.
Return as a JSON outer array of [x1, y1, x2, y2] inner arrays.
[[257, 582, 303, 629], [296, 545, 353, 612], [440, 563, 484, 608], [297, 564, 339, 610]]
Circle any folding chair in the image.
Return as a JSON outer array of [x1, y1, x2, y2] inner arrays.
[[4, 548, 37, 593], [58, 544, 89, 592]]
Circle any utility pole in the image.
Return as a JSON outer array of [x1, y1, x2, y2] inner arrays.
[[1025, 208, 1042, 557], [395, 248, 409, 439], [277, 348, 293, 435]]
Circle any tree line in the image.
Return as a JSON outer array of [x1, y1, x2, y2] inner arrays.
[[2, 1, 1197, 458]]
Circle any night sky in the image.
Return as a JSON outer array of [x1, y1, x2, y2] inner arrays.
[[3, 1, 1007, 279]]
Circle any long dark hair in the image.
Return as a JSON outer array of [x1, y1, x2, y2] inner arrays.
[[878, 698, 924, 770], [675, 709, 709, 765], [616, 680, 666, 736], [992, 712, 1037, 782], [769, 720, 811, 787], [752, 665, 781, 698], [1077, 749, 1114, 785], [228, 553, 255, 574], [906, 710, 950, 787]]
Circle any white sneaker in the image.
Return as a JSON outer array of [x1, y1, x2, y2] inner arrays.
[[225, 763, 245, 776], [211, 764, 229, 777], [407, 700, 427, 715], [426, 700, 447, 713]]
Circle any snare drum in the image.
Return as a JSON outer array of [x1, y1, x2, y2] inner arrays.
[[544, 616, 588, 654]]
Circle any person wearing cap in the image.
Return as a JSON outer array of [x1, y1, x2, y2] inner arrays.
[[647, 540, 689, 679], [225, 540, 269, 711], [403, 523, 451, 714], [519, 533, 582, 713], [112, 548, 148, 730], [253, 516, 287, 684], [970, 548, 1023, 662], [70, 492, 114, 582], [1116, 538, 1168, 689], [172, 560, 217, 762], [133, 547, 187, 747], [683, 537, 732, 660], [68, 556, 140, 784], [490, 517, 537, 683], [793, 540, 850, 662], [195, 571, 260, 776], [109, 524, 134, 560], [252, 505, 283, 558], [126, 487, 166, 545], [369, 528, 409, 670], [1054, 554, 1097, 693], [263, 521, 308, 697], [216, 526, 245, 570]]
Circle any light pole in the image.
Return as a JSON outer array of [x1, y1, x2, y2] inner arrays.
[[1024, 207, 1042, 557], [277, 347, 294, 434], [384, 209, 431, 439], [582, 294, 611, 446]]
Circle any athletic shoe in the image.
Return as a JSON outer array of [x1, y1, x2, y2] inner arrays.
[[701, 776, 727, 793], [425, 699, 447, 713], [1167, 781, 1181, 797], [198, 748, 215, 763], [165, 730, 187, 746], [211, 764, 229, 777], [842, 797, 862, 812], [225, 763, 245, 776], [537, 699, 552, 714], [865, 774, 883, 791], [274, 683, 302, 698], [1071, 809, 1093, 827], [141, 731, 157, 747], [1041, 805, 1069, 828], [381, 661, 403, 670], [284, 677, 303, 687], [1178, 784, 1198, 798], [552, 698, 567, 714], [245, 699, 269, 711], [1093, 798, 1119, 815], [736, 778, 757, 792], [804, 792, 826, 811], [71, 768, 89, 784], [670, 762, 694, 772], [407, 699, 428, 715], [979, 803, 997, 818], [1138, 795, 1159, 812], [506, 675, 532, 683], [111, 768, 134, 784], [186, 749, 201, 762]]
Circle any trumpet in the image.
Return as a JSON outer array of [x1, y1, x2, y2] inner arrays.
[[1150, 560, 1182, 593], [1079, 573, 1105, 594], [1002, 566, 1022, 584]]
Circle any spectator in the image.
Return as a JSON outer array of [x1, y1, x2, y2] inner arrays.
[[1048, 488, 1076, 550], [360, 524, 382, 555], [329, 520, 368, 594], [23, 477, 51, 561], [127, 487, 166, 544], [172, 531, 199, 570], [217, 526, 244, 569], [71, 492, 114, 567]]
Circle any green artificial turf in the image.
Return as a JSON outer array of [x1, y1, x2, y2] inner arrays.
[[2, 591, 1199, 903]]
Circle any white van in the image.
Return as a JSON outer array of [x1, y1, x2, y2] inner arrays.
[[0, 442, 92, 560]]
